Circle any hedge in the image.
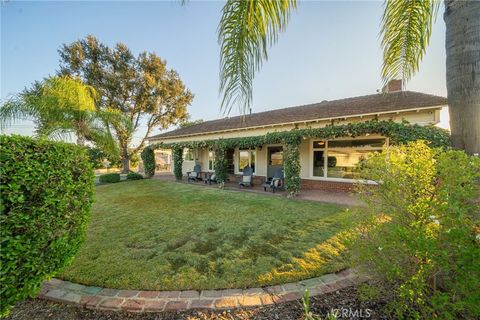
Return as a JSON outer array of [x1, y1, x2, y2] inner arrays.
[[126, 172, 143, 180], [0, 135, 94, 316], [99, 173, 120, 183]]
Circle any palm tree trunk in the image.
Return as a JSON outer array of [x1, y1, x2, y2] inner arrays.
[[444, 0, 480, 155]]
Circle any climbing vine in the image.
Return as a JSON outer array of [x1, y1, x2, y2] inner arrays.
[[172, 146, 183, 181], [140, 147, 155, 178], [213, 144, 228, 186], [142, 120, 451, 195], [283, 135, 302, 197]]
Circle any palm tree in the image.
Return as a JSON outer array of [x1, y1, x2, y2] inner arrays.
[[0, 76, 118, 155], [218, 0, 479, 154]]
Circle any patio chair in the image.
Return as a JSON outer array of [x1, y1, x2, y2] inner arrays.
[[238, 166, 254, 187], [187, 164, 202, 183], [204, 172, 217, 185], [262, 168, 284, 193]]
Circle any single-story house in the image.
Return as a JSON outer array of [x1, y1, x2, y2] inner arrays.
[[147, 81, 447, 191]]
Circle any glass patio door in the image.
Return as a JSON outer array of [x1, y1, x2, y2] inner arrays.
[[267, 146, 283, 178]]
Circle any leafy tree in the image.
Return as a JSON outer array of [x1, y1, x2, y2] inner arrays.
[[58, 35, 194, 172], [0, 76, 117, 155], [217, 0, 480, 154]]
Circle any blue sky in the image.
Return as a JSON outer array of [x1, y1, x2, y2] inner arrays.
[[1, 1, 448, 145]]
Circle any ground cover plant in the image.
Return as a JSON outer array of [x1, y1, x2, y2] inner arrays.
[[61, 179, 358, 290]]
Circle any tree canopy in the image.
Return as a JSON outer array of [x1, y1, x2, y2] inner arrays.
[[58, 35, 194, 171], [0, 76, 116, 153]]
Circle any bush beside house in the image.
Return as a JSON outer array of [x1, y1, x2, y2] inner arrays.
[[0, 135, 94, 316]]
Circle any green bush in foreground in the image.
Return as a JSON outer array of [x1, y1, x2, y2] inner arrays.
[[126, 172, 143, 180], [0, 135, 94, 316], [352, 141, 480, 319], [99, 173, 120, 183]]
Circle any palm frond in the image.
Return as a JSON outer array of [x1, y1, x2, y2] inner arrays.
[[85, 120, 119, 159], [218, 0, 296, 115], [0, 95, 40, 129], [381, 0, 440, 87]]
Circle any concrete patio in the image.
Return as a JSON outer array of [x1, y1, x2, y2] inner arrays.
[[152, 173, 363, 207]]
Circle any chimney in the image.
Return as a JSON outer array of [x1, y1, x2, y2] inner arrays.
[[382, 79, 403, 93]]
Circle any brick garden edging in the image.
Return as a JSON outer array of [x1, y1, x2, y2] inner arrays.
[[38, 269, 365, 313]]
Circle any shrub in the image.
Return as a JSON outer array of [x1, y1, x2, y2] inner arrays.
[[126, 172, 143, 180], [352, 141, 480, 319], [0, 135, 94, 316], [99, 173, 120, 183]]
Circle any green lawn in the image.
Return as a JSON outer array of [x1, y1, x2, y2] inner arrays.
[[61, 179, 358, 291]]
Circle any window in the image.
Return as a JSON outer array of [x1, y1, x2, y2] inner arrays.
[[312, 141, 326, 177], [238, 149, 256, 173], [313, 150, 325, 177], [268, 147, 283, 165], [312, 138, 385, 180], [208, 151, 215, 171], [183, 148, 194, 161], [327, 150, 373, 179], [328, 138, 385, 149], [226, 149, 235, 174]]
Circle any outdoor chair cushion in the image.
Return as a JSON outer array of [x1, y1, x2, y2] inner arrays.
[[242, 175, 251, 184], [271, 178, 280, 188]]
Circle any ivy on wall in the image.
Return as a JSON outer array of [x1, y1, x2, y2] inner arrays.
[[142, 120, 450, 196], [140, 147, 155, 178], [283, 136, 302, 197], [213, 144, 228, 186], [172, 146, 183, 181]]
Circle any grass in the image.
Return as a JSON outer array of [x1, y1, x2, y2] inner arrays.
[[61, 179, 359, 291]]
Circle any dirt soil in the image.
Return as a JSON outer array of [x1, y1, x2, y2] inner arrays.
[[6, 285, 389, 320]]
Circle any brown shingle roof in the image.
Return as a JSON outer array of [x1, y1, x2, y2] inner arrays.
[[148, 91, 447, 140]]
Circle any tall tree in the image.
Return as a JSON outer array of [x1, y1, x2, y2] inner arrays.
[[217, 0, 480, 154], [0, 76, 116, 154], [58, 35, 194, 172]]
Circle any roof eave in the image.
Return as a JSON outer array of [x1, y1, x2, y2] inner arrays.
[[147, 104, 445, 142]]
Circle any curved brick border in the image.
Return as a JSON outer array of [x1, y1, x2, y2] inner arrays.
[[38, 269, 366, 312]]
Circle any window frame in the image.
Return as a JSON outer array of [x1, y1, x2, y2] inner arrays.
[[309, 137, 387, 183], [208, 150, 215, 171], [267, 145, 284, 166], [236, 148, 256, 174], [183, 148, 194, 161]]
